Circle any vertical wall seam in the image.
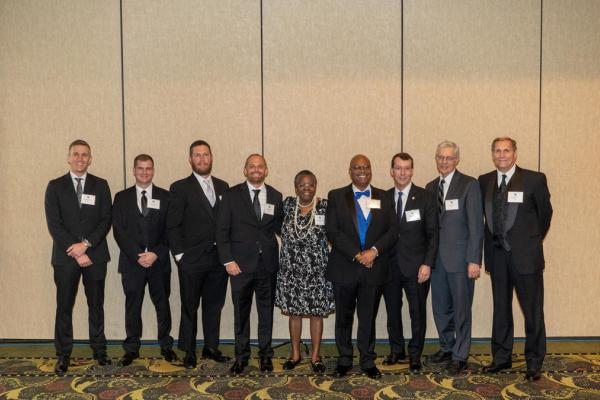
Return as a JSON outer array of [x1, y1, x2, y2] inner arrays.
[[119, 0, 127, 189], [538, 0, 543, 172], [260, 0, 265, 156], [401, 0, 404, 151]]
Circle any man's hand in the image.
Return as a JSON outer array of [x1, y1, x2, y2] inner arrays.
[[418, 265, 431, 283], [225, 261, 242, 276], [76, 254, 92, 267], [356, 249, 377, 266], [468, 263, 481, 279], [138, 252, 158, 268], [67, 242, 88, 258]]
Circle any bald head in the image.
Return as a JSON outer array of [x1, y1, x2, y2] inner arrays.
[[349, 154, 372, 190]]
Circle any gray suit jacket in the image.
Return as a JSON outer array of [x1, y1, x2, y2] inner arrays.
[[425, 170, 483, 272]]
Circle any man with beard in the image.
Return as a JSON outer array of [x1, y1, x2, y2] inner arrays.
[[326, 154, 396, 379], [216, 154, 283, 375], [167, 140, 230, 368]]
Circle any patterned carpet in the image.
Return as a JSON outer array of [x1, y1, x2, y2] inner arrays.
[[1, 348, 599, 399]]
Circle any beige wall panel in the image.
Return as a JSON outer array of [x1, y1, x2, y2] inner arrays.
[[122, 1, 261, 341], [403, 0, 541, 338], [263, 0, 402, 339], [541, 0, 600, 336], [0, 1, 122, 338]]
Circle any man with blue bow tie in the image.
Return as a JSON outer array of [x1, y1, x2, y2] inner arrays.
[[326, 154, 396, 379]]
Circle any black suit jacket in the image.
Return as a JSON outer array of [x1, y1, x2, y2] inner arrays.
[[45, 173, 112, 267], [112, 185, 171, 274], [326, 185, 396, 285], [388, 185, 438, 277], [216, 182, 283, 273], [167, 174, 229, 270], [478, 166, 553, 274]]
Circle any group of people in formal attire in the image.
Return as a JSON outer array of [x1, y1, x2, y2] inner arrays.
[[45, 136, 552, 382]]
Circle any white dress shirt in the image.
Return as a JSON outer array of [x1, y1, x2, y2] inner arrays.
[[497, 165, 516, 187], [352, 184, 372, 219], [246, 181, 267, 218], [135, 183, 153, 213]]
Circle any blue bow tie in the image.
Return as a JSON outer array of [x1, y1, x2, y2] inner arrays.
[[354, 190, 371, 200]]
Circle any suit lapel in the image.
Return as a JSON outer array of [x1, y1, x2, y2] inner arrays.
[[80, 174, 97, 218], [401, 186, 417, 223], [485, 174, 495, 232], [63, 174, 80, 211], [344, 185, 359, 234], [240, 182, 260, 223], [504, 166, 523, 232]]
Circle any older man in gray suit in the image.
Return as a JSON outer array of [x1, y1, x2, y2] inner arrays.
[[425, 141, 483, 375]]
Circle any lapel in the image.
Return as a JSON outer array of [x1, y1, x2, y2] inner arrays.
[[189, 174, 215, 221], [344, 185, 358, 234], [262, 185, 276, 225], [401, 185, 417, 223], [240, 182, 261, 224], [484, 174, 495, 232], [63, 173, 81, 212], [439, 170, 460, 218], [79, 174, 97, 218], [504, 166, 523, 232]]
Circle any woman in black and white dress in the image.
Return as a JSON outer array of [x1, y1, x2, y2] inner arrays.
[[275, 170, 335, 373]]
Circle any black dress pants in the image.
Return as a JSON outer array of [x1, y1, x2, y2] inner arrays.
[[121, 266, 173, 353], [53, 262, 107, 357]]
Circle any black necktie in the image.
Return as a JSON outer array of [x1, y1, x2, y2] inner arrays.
[[396, 191, 403, 222], [141, 190, 149, 217], [252, 189, 261, 220], [493, 174, 508, 236], [438, 178, 445, 216], [75, 178, 83, 208]]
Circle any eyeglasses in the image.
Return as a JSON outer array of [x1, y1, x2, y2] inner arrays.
[[350, 165, 371, 171], [435, 155, 458, 162]]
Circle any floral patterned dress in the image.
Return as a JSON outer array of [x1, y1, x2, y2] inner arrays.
[[275, 197, 335, 316]]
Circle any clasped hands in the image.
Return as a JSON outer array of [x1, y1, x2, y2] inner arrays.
[[354, 248, 378, 268], [67, 242, 92, 267]]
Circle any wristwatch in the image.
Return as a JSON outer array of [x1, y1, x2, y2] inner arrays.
[[82, 239, 92, 248]]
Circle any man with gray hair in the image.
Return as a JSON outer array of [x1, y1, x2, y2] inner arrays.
[[425, 141, 483, 375]]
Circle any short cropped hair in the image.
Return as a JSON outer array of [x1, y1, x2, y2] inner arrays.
[[390, 152, 414, 169], [491, 137, 517, 151], [294, 170, 317, 187], [189, 140, 212, 156], [435, 140, 460, 158], [134, 154, 154, 167], [244, 153, 267, 168], [68, 139, 90, 152]]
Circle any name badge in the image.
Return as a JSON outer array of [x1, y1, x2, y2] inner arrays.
[[147, 199, 160, 209], [405, 209, 421, 222], [81, 194, 96, 206], [314, 214, 325, 226], [367, 199, 381, 209], [507, 191, 523, 203], [264, 203, 275, 215], [445, 199, 459, 211]]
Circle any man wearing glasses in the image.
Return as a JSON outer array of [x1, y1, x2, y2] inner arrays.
[[425, 141, 483, 375]]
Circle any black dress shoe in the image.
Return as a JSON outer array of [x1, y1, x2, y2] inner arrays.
[[94, 353, 112, 366], [427, 350, 452, 364], [481, 362, 512, 373], [525, 368, 542, 381], [409, 357, 422, 372], [117, 352, 139, 367], [161, 349, 178, 362], [54, 356, 70, 375], [311, 359, 326, 373], [259, 357, 273, 372], [202, 348, 231, 363], [382, 351, 406, 365], [362, 366, 382, 379], [446, 360, 467, 375], [230, 359, 248, 374], [334, 364, 351, 378], [282, 357, 301, 370], [183, 352, 197, 369]]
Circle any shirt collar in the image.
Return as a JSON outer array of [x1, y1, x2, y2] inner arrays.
[[397, 182, 412, 197], [136, 183, 153, 194], [440, 169, 456, 185], [193, 171, 212, 184], [70, 171, 87, 181], [352, 184, 372, 194], [497, 164, 516, 182], [246, 181, 266, 192]]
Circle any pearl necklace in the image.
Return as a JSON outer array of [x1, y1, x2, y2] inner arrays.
[[293, 197, 315, 240]]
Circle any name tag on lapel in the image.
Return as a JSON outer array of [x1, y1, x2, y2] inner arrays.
[[405, 209, 421, 222], [147, 199, 160, 209], [445, 199, 459, 211], [367, 199, 381, 209], [264, 203, 275, 215], [507, 191, 523, 203], [81, 194, 96, 206], [314, 214, 325, 225]]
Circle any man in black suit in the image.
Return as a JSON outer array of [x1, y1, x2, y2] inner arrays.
[[216, 154, 283, 375], [112, 154, 177, 366], [326, 154, 396, 379], [167, 140, 230, 368], [44, 139, 112, 375], [479, 137, 553, 381], [382, 153, 438, 371]]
